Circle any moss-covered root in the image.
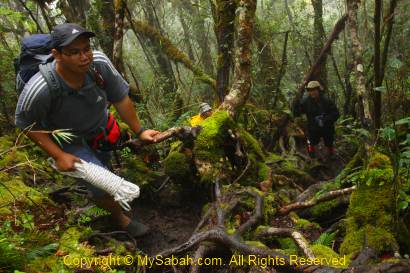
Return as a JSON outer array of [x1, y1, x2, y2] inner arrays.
[[193, 111, 270, 186], [340, 152, 399, 257]]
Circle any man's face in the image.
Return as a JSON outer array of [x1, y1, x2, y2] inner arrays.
[[53, 35, 93, 74], [307, 88, 320, 98]]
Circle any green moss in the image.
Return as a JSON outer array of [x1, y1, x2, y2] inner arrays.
[[340, 152, 398, 256], [310, 199, 340, 218], [122, 155, 158, 189], [263, 193, 277, 222], [194, 111, 232, 160], [244, 240, 268, 249], [257, 163, 270, 182], [311, 245, 349, 268], [193, 111, 233, 182], [238, 128, 265, 160], [0, 175, 46, 212], [276, 159, 315, 186], [277, 238, 299, 255], [295, 218, 321, 231], [340, 224, 398, 255], [163, 151, 192, 184], [265, 153, 285, 163]]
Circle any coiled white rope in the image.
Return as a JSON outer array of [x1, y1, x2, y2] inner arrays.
[[48, 158, 139, 211]]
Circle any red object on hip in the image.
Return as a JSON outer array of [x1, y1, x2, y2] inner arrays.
[[90, 113, 121, 150]]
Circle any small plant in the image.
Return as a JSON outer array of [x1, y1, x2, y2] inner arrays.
[[313, 231, 337, 247]]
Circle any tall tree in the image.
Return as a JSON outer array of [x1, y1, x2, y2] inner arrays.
[[98, 0, 116, 59], [311, 0, 328, 87], [221, 0, 257, 116], [346, 0, 372, 126], [215, 0, 236, 103], [253, 21, 280, 107], [373, 0, 382, 129], [112, 0, 126, 76]]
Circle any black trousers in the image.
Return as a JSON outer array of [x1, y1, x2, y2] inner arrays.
[[308, 125, 335, 147]]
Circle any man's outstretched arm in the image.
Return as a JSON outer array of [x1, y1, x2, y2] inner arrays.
[[113, 96, 159, 142]]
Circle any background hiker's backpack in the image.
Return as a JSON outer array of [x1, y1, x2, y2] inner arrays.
[[14, 34, 53, 93]]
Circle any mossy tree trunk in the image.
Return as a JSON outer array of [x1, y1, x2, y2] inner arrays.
[[346, 0, 372, 127], [215, 0, 236, 103], [220, 0, 257, 116]]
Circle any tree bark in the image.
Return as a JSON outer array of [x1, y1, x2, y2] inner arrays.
[[112, 0, 126, 76], [215, 0, 236, 103], [254, 21, 279, 107], [220, 0, 257, 116], [373, 0, 382, 129], [311, 0, 328, 87], [272, 31, 290, 108], [99, 0, 115, 59], [380, 0, 398, 84], [346, 0, 372, 126]]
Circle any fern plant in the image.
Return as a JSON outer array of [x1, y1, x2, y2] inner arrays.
[[313, 231, 337, 247]]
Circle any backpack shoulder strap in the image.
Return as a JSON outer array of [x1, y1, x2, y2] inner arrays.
[[39, 62, 62, 99], [89, 62, 106, 89]]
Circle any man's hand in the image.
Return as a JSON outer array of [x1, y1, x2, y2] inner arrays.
[[55, 152, 81, 171], [140, 129, 160, 143]]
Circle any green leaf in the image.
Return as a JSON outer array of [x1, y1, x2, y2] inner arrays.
[[395, 116, 410, 126], [313, 232, 337, 246], [399, 201, 408, 210], [388, 57, 403, 69], [380, 127, 396, 141]]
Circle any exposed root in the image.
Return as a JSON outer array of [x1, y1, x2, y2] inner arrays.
[[256, 227, 315, 259], [278, 186, 356, 215]]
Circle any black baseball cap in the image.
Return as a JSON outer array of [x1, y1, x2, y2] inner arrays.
[[51, 23, 95, 48]]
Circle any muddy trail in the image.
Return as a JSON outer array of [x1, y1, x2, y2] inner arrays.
[[90, 184, 205, 255]]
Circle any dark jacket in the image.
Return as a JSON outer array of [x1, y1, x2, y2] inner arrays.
[[293, 94, 340, 130]]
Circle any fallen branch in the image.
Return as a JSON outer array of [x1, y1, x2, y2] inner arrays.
[[278, 186, 356, 215], [256, 227, 315, 259]]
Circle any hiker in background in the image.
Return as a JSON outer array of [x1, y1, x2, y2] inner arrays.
[[189, 102, 213, 127], [15, 23, 159, 237], [292, 81, 340, 159]]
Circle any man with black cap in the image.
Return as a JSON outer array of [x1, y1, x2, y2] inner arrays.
[[292, 81, 340, 159], [15, 23, 158, 236]]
